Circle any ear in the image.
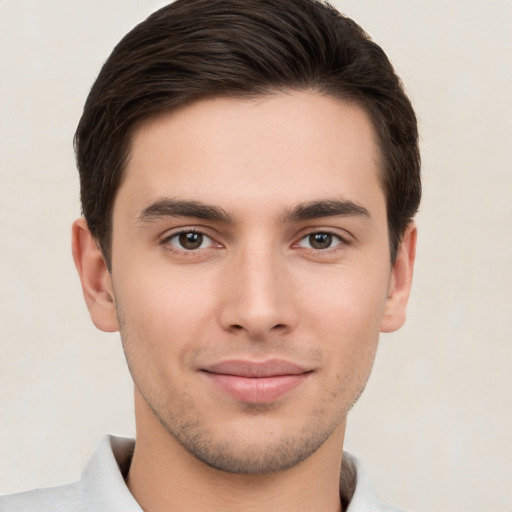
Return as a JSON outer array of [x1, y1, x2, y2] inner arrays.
[[380, 223, 417, 333], [71, 218, 119, 332]]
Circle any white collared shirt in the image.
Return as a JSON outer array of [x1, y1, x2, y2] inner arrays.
[[0, 436, 406, 511]]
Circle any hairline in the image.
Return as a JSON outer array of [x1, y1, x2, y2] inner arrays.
[[97, 87, 398, 271]]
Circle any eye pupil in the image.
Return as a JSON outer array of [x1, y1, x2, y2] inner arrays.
[[309, 233, 332, 249], [179, 232, 203, 250]]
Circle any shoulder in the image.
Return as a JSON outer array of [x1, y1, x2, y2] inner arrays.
[[0, 481, 82, 512], [343, 451, 410, 512], [0, 436, 137, 512]]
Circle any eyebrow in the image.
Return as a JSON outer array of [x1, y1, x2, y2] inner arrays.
[[137, 197, 370, 225], [138, 198, 233, 224], [282, 199, 370, 222]]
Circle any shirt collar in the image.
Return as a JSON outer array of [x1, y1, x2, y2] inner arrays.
[[80, 435, 399, 512]]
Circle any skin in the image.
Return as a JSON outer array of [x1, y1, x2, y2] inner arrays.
[[72, 91, 416, 512]]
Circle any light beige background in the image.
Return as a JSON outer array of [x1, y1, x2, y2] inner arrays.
[[1, 1, 511, 511]]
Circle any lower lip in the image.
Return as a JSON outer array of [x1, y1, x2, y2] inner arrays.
[[203, 372, 310, 403]]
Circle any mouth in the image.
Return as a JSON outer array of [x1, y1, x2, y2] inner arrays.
[[201, 359, 313, 403]]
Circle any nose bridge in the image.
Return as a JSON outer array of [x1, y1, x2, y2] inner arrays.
[[219, 238, 295, 336]]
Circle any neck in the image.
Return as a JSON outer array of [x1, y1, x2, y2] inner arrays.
[[126, 393, 346, 512]]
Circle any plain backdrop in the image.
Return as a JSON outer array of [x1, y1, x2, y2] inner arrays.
[[1, 1, 511, 511]]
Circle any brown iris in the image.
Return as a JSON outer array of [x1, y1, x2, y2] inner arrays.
[[178, 232, 204, 250], [308, 233, 333, 250]]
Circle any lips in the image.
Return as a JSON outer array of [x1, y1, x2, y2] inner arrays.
[[201, 359, 312, 403]]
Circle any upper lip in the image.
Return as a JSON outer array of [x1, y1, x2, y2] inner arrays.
[[202, 359, 311, 378]]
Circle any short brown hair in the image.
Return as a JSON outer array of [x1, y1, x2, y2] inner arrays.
[[75, 0, 421, 267]]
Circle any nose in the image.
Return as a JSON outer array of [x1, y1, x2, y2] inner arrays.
[[217, 245, 298, 339]]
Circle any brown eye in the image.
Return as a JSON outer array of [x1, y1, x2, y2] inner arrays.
[[178, 232, 204, 250], [297, 232, 343, 251], [164, 229, 218, 253], [308, 233, 333, 249], [165, 230, 214, 251]]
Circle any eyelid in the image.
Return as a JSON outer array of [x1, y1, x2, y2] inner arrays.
[[160, 226, 222, 252], [158, 225, 352, 254], [293, 228, 352, 251]]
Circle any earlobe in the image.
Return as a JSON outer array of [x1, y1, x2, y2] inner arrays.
[[380, 223, 417, 333], [71, 218, 119, 333]]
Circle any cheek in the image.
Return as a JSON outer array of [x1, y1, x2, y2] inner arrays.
[[118, 255, 216, 315], [300, 265, 389, 331], [113, 265, 216, 358], [297, 265, 388, 374]]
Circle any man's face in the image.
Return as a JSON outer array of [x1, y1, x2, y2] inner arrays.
[[85, 91, 413, 473]]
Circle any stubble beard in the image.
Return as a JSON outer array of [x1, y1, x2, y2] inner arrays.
[[123, 344, 365, 476], [139, 384, 345, 475], [116, 303, 368, 476], [130, 359, 368, 475]]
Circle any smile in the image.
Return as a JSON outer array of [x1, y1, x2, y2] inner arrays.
[[201, 359, 313, 403]]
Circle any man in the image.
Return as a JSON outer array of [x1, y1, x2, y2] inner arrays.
[[1, 0, 420, 510]]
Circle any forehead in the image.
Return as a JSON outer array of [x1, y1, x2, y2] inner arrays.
[[118, 91, 385, 220]]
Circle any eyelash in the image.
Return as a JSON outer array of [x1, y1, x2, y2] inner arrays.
[[161, 228, 218, 253], [295, 230, 348, 252], [160, 228, 350, 254]]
